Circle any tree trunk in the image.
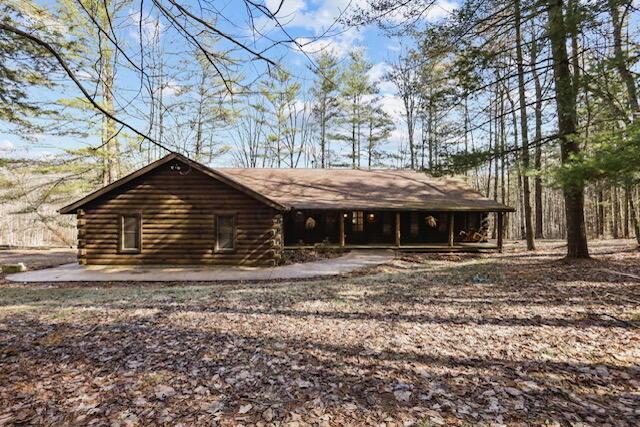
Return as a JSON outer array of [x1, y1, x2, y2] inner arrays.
[[597, 186, 605, 237], [368, 119, 373, 169], [629, 190, 640, 245], [492, 84, 499, 203], [547, 0, 589, 258], [352, 99, 357, 169], [194, 72, 206, 161], [421, 115, 426, 170], [464, 95, 469, 176], [486, 99, 493, 198], [514, 0, 535, 250], [158, 58, 165, 160], [428, 93, 434, 170], [405, 97, 415, 170], [608, 1, 637, 243], [608, 0, 639, 115], [101, 38, 118, 185], [320, 103, 326, 168], [531, 33, 544, 239], [357, 104, 361, 168], [569, 0, 581, 101], [624, 186, 631, 238], [612, 186, 621, 238], [505, 83, 525, 240], [505, 150, 511, 238], [500, 88, 506, 205]]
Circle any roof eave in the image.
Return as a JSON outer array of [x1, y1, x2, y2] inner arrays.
[[287, 205, 516, 212]]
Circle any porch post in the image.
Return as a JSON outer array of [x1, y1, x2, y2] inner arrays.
[[448, 213, 454, 247], [497, 212, 504, 252], [339, 211, 345, 247], [395, 212, 401, 247]]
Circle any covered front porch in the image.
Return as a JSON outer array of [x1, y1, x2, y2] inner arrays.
[[283, 209, 506, 252]]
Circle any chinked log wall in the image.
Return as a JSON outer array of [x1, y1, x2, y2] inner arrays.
[[77, 164, 282, 266]]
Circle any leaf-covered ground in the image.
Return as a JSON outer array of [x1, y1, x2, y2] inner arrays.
[[1, 240, 639, 426]]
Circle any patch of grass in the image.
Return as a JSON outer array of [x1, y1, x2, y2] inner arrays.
[[0, 304, 35, 315], [48, 307, 82, 321]]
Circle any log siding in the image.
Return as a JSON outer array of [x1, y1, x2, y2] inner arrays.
[[78, 161, 281, 266]]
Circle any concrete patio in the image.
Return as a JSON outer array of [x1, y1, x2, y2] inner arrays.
[[6, 250, 394, 282]]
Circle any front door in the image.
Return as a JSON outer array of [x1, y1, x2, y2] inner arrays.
[[345, 211, 365, 244]]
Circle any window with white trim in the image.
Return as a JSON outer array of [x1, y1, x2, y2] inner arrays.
[[216, 215, 236, 252], [120, 214, 141, 253]]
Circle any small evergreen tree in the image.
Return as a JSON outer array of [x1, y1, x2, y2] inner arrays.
[[310, 52, 341, 168], [337, 49, 377, 168]]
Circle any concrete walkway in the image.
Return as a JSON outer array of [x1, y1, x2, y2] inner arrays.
[[6, 250, 394, 283]]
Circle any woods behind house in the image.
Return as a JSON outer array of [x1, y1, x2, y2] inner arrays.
[[0, 0, 639, 256]]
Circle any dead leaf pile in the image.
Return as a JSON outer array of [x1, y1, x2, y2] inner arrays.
[[0, 240, 639, 425]]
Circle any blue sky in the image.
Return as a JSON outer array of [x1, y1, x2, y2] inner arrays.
[[0, 0, 459, 165]]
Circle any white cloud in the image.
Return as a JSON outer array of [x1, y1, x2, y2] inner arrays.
[[129, 10, 164, 42], [377, 94, 410, 149], [295, 27, 364, 58], [368, 62, 391, 82], [425, 0, 457, 21], [0, 139, 15, 152], [384, 0, 458, 24], [292, 98, 308, 112], [161, 81, 182, 98], [284, 0, 457, 60], [277, 0, 368, 33], [379, 94, 405, 122], [367, 62, 396, 94], [76, 70, 96, 81], [387, 42, 402, 52], [263, 0, 369, 57], [265, 0, 306, 18], [378, 80, 397, 95]]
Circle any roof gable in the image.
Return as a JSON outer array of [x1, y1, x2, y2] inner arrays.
[[59, 154, 285, 214]]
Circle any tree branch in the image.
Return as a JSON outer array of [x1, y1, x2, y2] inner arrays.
[[0, 22, 174, 154]]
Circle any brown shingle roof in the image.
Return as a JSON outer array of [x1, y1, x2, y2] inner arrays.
[[216, 168, 514, 212], [60, 154, 514, 214]]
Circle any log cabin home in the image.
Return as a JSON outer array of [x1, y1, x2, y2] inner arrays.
[[60, 153, 514, 266]]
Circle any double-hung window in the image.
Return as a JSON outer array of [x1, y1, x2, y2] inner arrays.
[[216, 214, 236, 252], [119, 214, 142, 253]]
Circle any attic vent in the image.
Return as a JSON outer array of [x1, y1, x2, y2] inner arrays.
[[169, 161, 191, 175]]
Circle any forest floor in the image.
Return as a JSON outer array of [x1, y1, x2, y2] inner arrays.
[[0, 240, 639, 426]]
